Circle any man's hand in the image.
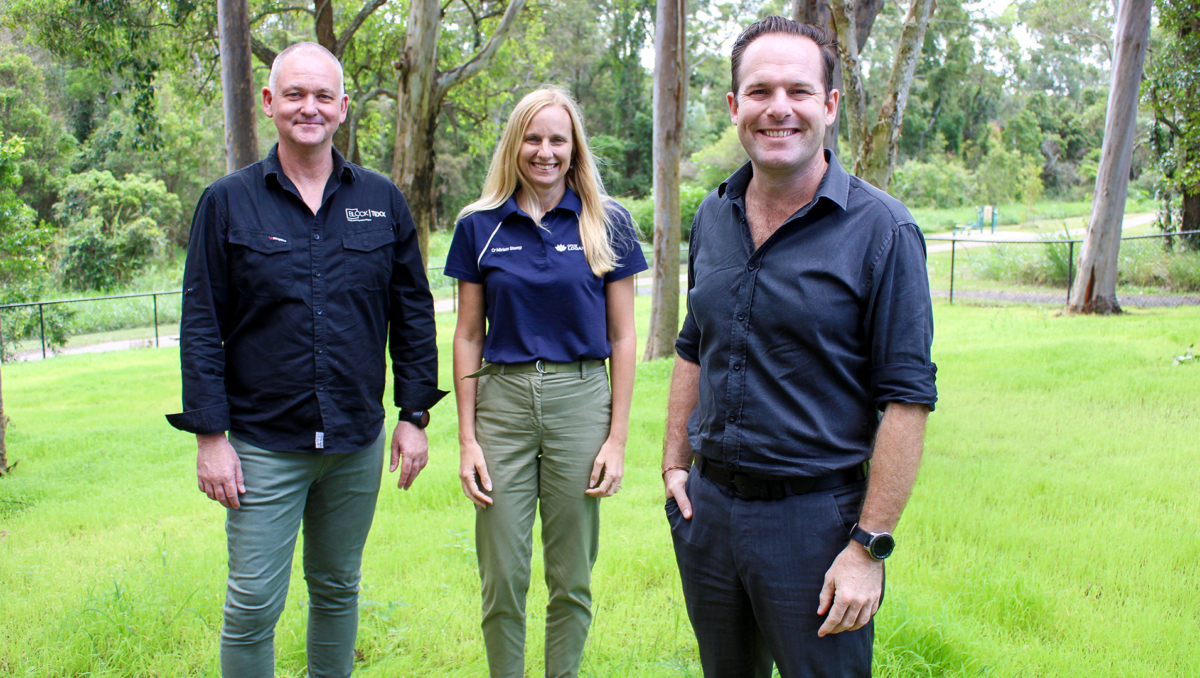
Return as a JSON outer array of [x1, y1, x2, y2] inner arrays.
[[586, 438, 626, 498], [197, 433, 244, 509], [390, 421, 429, 490], [816, 542, 883, 637], [662, 468, 693, 519], [458, 439, 493, 508]]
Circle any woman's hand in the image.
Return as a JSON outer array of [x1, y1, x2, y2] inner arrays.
[[459, 439, 494, 508], [586, 437, 626, 498]]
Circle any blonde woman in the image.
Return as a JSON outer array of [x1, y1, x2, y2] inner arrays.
[[443, 87, 646, 678]]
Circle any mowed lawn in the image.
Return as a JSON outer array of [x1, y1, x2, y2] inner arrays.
[[1, 300, 1198, 677]]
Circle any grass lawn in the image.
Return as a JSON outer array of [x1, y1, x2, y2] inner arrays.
[[2, 301, 1199, 676]]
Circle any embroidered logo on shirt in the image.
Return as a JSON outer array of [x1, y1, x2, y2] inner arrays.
[[555, 244, 567, 252], [555, 243, 583, 252], [346, 208, 387, 222], [491, 246, 523, 253], [269, 236, 288, 243]]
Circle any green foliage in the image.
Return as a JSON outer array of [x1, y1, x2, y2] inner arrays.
[[690, 125, 747, 191], [615, 183, 709, 243], [0, 134, 69, 360], [964, 235, 1200, 291], [974, 133, 1044, 206], [891, 159, 975, 209], [54, 171, 179, 291], [0, 47, 75, 222], [1146, 0, 1200, 241]]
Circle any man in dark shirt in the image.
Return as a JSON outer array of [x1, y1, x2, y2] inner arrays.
[[661, 17, 937, 677], [166, 42, 445, 678]]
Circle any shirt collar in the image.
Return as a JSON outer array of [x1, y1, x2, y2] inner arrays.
[[496, 185, 583, 221], [263, 144, 356, 188], [718, 149, 849, 212]]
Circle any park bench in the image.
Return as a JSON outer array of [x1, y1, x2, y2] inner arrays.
[[953, 205, 997, 236]]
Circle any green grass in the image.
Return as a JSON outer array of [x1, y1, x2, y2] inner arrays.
[[2, 302, 1199, 675]]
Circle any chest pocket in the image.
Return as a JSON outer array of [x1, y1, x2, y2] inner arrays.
[[342, 229, 395, 292], [228, 230, 294, 301]]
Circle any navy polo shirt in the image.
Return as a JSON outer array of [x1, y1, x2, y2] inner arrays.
[[444, 188, 647, 364]]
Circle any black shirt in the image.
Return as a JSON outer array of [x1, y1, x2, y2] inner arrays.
[[166, 146, 446, 454], [675, 152, 937, 478]]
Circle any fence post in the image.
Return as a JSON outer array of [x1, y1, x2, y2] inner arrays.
[[1067, 241, 1075, 306], [39, 303, 46, 360], [949, 240, 956, 305], [153, 294, 160, 348]]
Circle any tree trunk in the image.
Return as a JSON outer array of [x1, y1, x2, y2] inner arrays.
[[855, 0, 935, 190], [314, 0, 354, 158], [218, 0, 260, 173], [1183, 187, 1200, 250], [1068, 0, 1152, 314], [645, 0, 687, 362], [832, 0, 933, 190], [791, 0, 882, 154], [391, 0, 527, 266]]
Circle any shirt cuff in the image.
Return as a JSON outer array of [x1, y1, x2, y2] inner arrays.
[[870, 362, 938, 412], [393, 381, 449, 411], [165, 403, 231, 435]]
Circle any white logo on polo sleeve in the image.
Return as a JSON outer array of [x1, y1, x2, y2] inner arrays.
[[555, 244, 567, 252], [555, 243, 583, 252], [346, 208, 387, 222]]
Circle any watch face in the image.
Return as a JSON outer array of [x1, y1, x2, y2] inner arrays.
[[870, 533, 896, 560]]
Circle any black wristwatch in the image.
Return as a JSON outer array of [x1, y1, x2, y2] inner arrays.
[[398, 409, 430, 429], [849, 523, 895, 561]]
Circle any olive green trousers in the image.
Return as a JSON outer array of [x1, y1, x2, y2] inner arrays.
[[473, 366, 612, 678]]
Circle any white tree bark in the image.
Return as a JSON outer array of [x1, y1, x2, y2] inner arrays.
[[645, 0, 687, 361], [1069, 0, 1153, 314], [391, 0, 527, 265]]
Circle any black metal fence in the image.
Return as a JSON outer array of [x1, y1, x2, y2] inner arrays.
[[926, 230, 1200, 307], [7, 235, 1199, 361]]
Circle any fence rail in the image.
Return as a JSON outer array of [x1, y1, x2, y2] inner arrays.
[[7, 232, 1199, 361], [925, 229, 1200, 306]]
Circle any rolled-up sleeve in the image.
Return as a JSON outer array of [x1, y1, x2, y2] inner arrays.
[[388, 190, 448, 411], [166, 188, 232, 434], [865, 222, 937, 411]]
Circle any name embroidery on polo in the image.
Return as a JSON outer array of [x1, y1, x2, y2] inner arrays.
[[345, 208, 387, 222], [491, 245, 523, 253]]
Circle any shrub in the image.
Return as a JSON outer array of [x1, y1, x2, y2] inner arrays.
[[690, 125, 747, 189], [53, 170, 179, 290], [615, 182, 709, 243], [891, 159, 975, 209]]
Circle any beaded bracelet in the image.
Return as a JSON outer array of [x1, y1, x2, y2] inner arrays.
[[661, 464, 691, 479]]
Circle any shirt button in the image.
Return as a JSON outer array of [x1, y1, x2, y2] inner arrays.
[[728, 413, 737, 422], [732, 363, 741, 371], [736, 312, 745, 321], [315, 272, 322, 278], [747, 263, 757, 272], [314, 234, 321, 240], [317, 309, 324, 315], [318, 386, 325, 391], [317, 349, 324, 354]]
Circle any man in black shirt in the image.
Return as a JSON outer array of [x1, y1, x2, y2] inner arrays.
[[166, 42, 445, 677], [661, 18, 937, 677]]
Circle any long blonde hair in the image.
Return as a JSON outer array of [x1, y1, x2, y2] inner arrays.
[[458, 87, 618, 277]]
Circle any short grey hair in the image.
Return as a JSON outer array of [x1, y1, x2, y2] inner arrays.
[[268, 42, 344, 96]]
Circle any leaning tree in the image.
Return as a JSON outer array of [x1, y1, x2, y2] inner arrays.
[[1068, 0, 1152, 314]]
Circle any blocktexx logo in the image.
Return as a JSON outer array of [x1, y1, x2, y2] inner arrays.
[[346, 208, 386, 222]]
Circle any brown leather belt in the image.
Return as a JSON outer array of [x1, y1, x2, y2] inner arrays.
[[698, 456, 866, 500]]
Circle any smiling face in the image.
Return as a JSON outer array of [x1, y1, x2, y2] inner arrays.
[[262, 50, 348, 153], [517, 105, 574, 199], [727, 33, 839, 181]]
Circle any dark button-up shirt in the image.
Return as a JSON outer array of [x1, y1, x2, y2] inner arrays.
[[443, 189, 647, 363], [675, 152, 937, 478], [166, 145, 447, 454]]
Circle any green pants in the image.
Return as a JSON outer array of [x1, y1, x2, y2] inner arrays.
[[474, 366, 612, 678], [221, 429, 385, 678]]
